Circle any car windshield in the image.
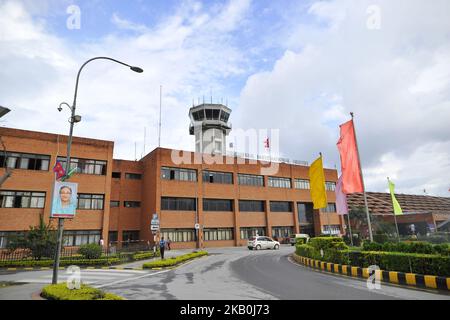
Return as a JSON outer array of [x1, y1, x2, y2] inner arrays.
[[249, 237, 256, 241]]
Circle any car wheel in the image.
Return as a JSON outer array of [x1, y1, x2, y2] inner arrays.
[[256, 245, 261, 250], [274, 244, 279, 250]]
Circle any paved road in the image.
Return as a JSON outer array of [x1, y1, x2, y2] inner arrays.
[[0, 246, 449, 300]]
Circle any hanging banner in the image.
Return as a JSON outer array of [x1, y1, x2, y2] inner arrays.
[[51, 181, 78, 218]]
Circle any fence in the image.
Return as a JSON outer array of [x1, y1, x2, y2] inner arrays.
[[0, 240, 152, 262]]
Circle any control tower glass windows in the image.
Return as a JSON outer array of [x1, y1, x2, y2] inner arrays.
[[212, 109, 220, 119], [205, 109, 213, 120], [220, 112, 230, 122], [192, 110, 204, 121]]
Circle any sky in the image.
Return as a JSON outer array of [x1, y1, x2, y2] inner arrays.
[[0, 0, 449, 196]]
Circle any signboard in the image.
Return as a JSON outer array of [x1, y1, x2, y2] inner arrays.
[[151, 213, 159, 232], [51, 181, 78, 218], [194, 223, 200, 230]]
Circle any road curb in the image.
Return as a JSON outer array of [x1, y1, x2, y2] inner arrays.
[[0, 266, 145, 271], [292, 253, 450, 291]]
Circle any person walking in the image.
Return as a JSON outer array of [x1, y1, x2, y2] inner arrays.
[[159, 236, 166, 260], [167, 237, 171, 250]]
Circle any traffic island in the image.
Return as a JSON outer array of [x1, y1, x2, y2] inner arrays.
[[142, 251, 208, 269], [40, 283, 124, 300]]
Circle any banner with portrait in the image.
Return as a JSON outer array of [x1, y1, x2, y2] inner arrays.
[[51, 181, 78, 218]]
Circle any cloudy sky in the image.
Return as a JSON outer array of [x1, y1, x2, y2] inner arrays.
[[0, 0, 449, 196]]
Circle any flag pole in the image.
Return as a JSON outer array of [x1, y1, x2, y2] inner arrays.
[[388, 177, 401, 242], [320, 152, 332, 236], [346, 212, 354, 246], [350, 112, 373, 242]]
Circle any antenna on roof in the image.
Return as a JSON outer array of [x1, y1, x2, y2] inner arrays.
[[134, 142, 137, 161], [210, 87, 212, 104], [203, 95, 205, 104], [158, 85, 162, 148]]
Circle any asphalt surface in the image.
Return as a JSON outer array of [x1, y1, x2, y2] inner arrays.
[[0, 246, 449, 300]]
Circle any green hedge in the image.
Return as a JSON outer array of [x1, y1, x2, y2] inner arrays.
[[41, 283, 123, 300], [362, 241, 450, 256], [143, 251, 208, 269], [79, 243, 102, 259], [296, 243, 450, 276], [0, 257, 121, 268], [132, 251, 160, 260], [309, 237, 348, 251]]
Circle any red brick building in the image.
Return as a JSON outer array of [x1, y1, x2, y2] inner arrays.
[[0, 127, 344, 249]]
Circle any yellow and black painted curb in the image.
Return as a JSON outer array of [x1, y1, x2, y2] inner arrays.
[[292, 254, 450, 291]]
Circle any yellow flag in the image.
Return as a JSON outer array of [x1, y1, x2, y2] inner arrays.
[[309, 155, 328, 209]]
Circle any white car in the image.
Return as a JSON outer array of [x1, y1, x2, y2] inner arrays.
[[247, 236, 280, 250]]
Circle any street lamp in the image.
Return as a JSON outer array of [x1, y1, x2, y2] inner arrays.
[[52, 57, 143, 284]]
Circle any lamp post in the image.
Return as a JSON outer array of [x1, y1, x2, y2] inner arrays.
[[52, 57, 143, 284]]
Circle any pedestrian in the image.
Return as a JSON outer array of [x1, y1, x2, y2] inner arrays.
[[167, 237, 171, 250], [99, 238, 104, 247], [159, 236, 166, 260]]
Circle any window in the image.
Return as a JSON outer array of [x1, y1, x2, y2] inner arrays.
[[110, 201, 120, 208], [325, 181, 336, 191], [0, 231, 25, 249], [204, 228, 234, 241], [272, 226, 294, 239], [112, 172, 121, 179], [125, 173, 142, 180], [160, 229, 195, 242], [297, 202, 314, 224], [161, 197, 196, 211], [121, 231, 140, 242], [239, 200, 265, 212], [78, 194, 104, 210], [268, 177, 291, 188], [205, 109, 213, 120], [294, 179, 310, 190], [161, 167, 197, 182], [238, 174, 264, 186], [108, 231, 118, 243], [203, 199, 233, 211], [202, 170, 233, 184], [63, 230, 101, 246], [57, 157, 107, 175], [124, 201, 141, 208], [240, 227, 266, 239], [322, 203, 337, 213], [322, 225, 341, 235], [0, 191, 45, 208], [0, 152, 50, 171], [270, 201, 292, 212]]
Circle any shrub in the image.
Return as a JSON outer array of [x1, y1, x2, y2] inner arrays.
[[362, 241, 383, 252], [41, 283, 123, 300], [78, 243, 102, 259], [309, 237, 348, 251], [132, 251, 159, 260], [143, 251, 208, 269], [373, 234, 389, 243], [0, 257, 120, 268]]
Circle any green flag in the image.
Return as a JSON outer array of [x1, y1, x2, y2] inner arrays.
[[61, 167, 77, 181], [388, 178, 403, 215]]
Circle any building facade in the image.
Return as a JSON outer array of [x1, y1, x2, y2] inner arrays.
[[0, 127, 343, 249]]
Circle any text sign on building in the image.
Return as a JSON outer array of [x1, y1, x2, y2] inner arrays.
[[51, 181, 78, 219]]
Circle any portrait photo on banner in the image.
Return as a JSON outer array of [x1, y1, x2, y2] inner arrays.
[[51, 181, 78, 218]]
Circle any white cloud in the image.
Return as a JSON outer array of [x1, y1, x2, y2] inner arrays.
[[0, 0, 252, 160], [235, 0, 450, 196]]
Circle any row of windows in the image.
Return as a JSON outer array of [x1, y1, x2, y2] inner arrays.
[[159, 197, 336, 213], [0, 191, 46, 208], [160, 167, 336, 190], [63, 230, 101, 246], [203, 170, 233, 184], [203, 228, 234, 241], [0, 152, 50, 171], [0, 191, 104, 210], [110, 201, 142, 208], [191, 109, 230, 122], [161, 167, 196, 181], [57, 157, 107, 176]]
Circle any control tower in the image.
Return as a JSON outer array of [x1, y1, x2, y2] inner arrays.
[[189, 103, 232, 155]]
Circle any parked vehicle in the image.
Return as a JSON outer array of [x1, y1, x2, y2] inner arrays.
[[289, 233, 310, 246], [247, 236, 280, 250]]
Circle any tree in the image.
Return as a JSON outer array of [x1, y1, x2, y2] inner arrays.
[[7, 215, 57, 260]]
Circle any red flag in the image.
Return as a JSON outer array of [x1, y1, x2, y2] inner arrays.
[[264, 138, 270, 149], [53, 160, 66, 180], [337, 120, 363, 193]]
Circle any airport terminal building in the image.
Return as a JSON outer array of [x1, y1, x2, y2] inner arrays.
[[0, 104, 343, 249]]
